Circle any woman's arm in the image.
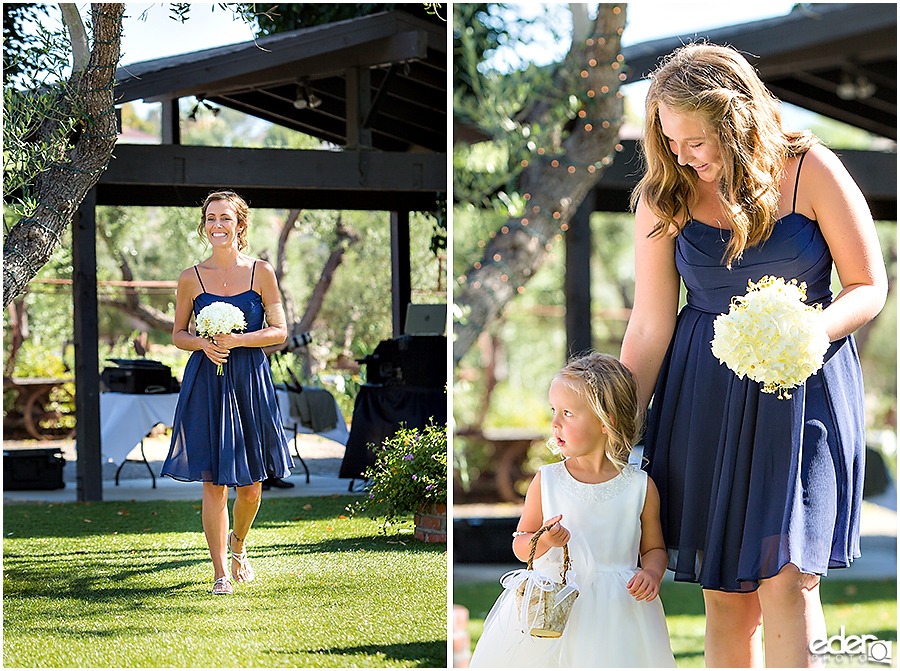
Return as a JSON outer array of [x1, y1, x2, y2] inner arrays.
[[214, 261, 288, 350], [800, 144, 888, 339], [171, 268, 229, 366], [619, 197, 682, 410]]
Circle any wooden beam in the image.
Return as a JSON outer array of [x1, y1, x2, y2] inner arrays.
[[590, 140, 896, 219], [73, 189, 102, 502], [97, 145, 445, 202], [391, 211, 411, 336], [364, 63, 398, 129]]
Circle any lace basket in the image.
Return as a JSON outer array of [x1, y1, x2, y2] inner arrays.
[[513, 524, 579, 638]]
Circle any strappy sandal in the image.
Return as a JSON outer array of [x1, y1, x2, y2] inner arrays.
[[228, 531, 255, 583], [212, 576, 232, 595]]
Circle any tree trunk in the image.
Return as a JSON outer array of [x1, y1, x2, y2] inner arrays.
[[294, 215, 360, 335], [4, 297, 29, 376], [453, 5, 627, 367], [274, 208, 302, 329], [3, 4, 124, 308]]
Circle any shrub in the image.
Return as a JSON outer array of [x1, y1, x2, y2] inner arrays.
[[349, 422, 447, 526]]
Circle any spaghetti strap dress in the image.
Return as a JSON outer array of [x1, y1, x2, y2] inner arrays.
[[643, 152, 866, 592], [162, 261, 294, 486]]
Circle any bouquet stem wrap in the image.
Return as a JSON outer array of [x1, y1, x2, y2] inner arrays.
[[503, 524, 579, 638], [710, 276, 830, 399], [195, 302, 247, 375]]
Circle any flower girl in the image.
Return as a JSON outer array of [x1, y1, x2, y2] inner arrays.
[[469, 353, 676, 667]]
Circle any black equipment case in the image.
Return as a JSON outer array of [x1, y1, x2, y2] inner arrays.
[[101, 359, 177, 394], [3, 447, 65, 490]]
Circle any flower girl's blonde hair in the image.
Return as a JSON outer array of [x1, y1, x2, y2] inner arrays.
[[553, 353, 642, 472]]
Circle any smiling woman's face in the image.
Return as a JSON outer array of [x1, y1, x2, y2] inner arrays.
[[657, 102, 723, 183], [204, 200, 240, 248]]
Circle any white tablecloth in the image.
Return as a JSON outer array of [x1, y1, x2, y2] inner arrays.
[[86, 390, 348, 466]]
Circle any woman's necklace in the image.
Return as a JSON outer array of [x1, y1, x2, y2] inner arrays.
[[212, 261, 238, 287]]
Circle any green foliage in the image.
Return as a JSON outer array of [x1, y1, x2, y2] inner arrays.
[[2, 4, 95, 219], [453, 3, 581, 207], [349, 423, 448, 525], [2, 3, 62, 86], [3, 496, 446, 668]]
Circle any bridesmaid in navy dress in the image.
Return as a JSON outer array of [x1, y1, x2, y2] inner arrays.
[[162, 190, 294, 595], [620, 45, 887, 667]]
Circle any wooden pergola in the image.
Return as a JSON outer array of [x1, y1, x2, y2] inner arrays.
[[73, 10, 447, 500], [563, 2, 897, 354]]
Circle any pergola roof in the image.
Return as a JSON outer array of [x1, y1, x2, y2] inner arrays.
[[622, 3, 896, 140], [115, 10, 447, 153], [103, 10, 447, 211]]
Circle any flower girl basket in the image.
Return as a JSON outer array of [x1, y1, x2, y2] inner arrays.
[[513, 524, 580, 638]]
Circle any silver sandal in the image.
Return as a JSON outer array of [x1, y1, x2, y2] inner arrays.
[[228, 531, 255, 583], [212, 576, 232, 595]]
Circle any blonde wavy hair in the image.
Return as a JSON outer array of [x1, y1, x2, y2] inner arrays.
[[631, 43, 817, 267], [197, 190, 250, 252], [553, 352, 642, 472]]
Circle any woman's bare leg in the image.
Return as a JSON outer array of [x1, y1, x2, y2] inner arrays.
[[230, 482, 262, 582], [703, 589, 764, 667], [202, 483, 230, 581], [757, 563, 826, 668]]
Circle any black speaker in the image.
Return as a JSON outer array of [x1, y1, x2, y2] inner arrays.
[[3, 448, 65, 490], [101, 359, 177, 394]]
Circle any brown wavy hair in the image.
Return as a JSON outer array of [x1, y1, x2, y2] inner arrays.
[[197, 190, 250, 252], [554, 352, 642, 472], [631, 43, 817, 267]]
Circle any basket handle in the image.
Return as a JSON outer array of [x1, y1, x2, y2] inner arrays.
[[526, 524, 572, 584]]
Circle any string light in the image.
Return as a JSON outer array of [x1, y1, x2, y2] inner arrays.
[[462, 14, 629, 299]]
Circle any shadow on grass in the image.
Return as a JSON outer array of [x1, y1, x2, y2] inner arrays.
[[284, 641, 446, 667], [2, 495, 364, 538]]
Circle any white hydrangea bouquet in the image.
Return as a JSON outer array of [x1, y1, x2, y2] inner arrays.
[[195, 302, 246, 375], [710, 276, 830, 399]]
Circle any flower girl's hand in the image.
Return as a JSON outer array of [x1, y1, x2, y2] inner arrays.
[[627, 568, 662, 602], [541, 514, 570, 547]]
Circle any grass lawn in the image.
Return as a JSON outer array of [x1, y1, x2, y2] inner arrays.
[[3, 495, 446, 668], [455, 577, 896, 667]]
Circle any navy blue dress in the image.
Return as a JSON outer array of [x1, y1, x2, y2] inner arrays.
[[643, 159, 865, 593], [162, 262, 294, 487]]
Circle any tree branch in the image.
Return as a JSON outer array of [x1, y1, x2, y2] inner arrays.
[[453, 5, 627, 367], [3, 3, 124, 308], [58, 4, 90, 75]]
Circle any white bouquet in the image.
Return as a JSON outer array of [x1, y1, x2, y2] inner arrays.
[[710, 276, 830, 399], [196, 302, 246, 375]]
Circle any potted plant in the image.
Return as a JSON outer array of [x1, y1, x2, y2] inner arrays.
[[349, 421, 447, 541]]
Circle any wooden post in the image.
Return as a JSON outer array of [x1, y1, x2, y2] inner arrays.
[[565, 191, 594, 358], [73, 188, 103, 501], [391, 210, 411, 337], [346, 66, 372, 149], [161, 98, 180, 145]]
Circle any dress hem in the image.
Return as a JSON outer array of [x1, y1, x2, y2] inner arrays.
[[161, 472, 265, 488]]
